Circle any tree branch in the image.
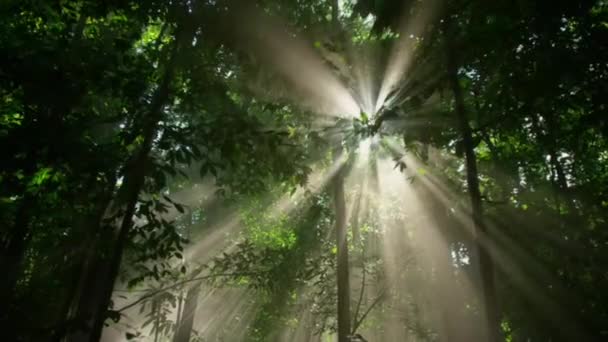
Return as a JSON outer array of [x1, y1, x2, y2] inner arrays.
[[352, 257, 366, 332], [352, 288, 386, 334], [115, 272, 259, 313]]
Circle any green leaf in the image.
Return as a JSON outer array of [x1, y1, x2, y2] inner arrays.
[[359, 111, 369, 124], [32, 167, 53, 186]]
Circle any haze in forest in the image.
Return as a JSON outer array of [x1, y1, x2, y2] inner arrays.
[[1, 1, 607, 342]]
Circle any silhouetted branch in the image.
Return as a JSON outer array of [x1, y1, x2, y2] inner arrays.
[[352, 288, 386, 334], [116, 272, 260, 313], [352, 257, 366, 332]]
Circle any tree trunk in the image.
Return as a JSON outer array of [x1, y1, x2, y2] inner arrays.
[[55, 183, 115, 342], [175, 291, 184, 334], [173, 282, 202, 342], [351, 188, 362, 247], [90, 57, 177, 342], [329, 13, 350, 338], [333, 163, 351, 342], [64, 31, 183, 342], [447, 47, 500, 342], [530, 113, 576, 215]]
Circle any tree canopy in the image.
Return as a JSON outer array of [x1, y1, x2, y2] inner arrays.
[[1, 0, 607, 341]]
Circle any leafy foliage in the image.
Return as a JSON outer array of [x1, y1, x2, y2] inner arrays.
[[1, 0, 608, 341]]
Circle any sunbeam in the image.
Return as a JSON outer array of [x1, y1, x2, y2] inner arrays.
[[10, 1, 603, 341], [375, 0, 442, 113], [383, 137, 595, 340], [224, 3, 360, 118]]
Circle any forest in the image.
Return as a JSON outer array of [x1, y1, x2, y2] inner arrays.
[[1, 0, 607, 341]]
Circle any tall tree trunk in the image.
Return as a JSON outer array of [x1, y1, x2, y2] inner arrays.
[[351, 188, 362, 247], [175, 291, 184, 334], [333, 163, 351, 342], [54, 186, 115, 342], [545, 114, 577, 216], [173, 282, 202, 342], [446, 47, 500, 342], [530, 113, 576, 215], [330, 12, 352, 338], [90, 53, 178, 342], [65, 31, 183, 342]]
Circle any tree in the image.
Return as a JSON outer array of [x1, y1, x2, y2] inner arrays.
[[333, 149, 352, 342], [2, 0, 608, 341]]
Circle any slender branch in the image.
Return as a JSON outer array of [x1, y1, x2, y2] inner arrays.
[[352, 288, 386, 334], [116, 272, 259, 313], [175, 291, 184, 332], [352, 257, 366, 332]]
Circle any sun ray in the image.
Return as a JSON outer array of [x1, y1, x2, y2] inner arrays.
[[223, 3, 360, 118], [374, 0, 442, 113], [383, 137, 594, 339]]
